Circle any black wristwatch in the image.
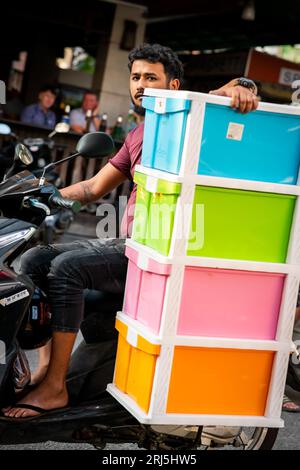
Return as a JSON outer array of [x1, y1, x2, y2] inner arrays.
[[235, 77, 257, 95]]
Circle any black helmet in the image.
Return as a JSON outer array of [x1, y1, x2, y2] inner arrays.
[[17, 287, 52, 350]]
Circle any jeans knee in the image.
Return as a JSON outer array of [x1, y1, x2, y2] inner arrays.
[[20, 246, 49, 275], [49, 251, 78, 280]]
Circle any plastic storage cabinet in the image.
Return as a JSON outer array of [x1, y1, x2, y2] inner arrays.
[[141, 90, 300, 184], [108, 90, 300, 428]]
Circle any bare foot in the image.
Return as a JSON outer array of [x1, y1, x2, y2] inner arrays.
[[2, 382, 68, 418]]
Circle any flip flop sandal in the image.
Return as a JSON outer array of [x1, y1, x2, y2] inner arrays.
[[1, 403, 69, 420], [282, 394, 300, 413]]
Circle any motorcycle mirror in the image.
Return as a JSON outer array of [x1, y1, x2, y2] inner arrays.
[[76, 132, 115, 159], [48, 122, 70, 138], [0, 124, 11, 135], [15, 143, 34, 165]]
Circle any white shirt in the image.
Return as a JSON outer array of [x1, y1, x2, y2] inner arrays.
[[70, 108, 97, 132]]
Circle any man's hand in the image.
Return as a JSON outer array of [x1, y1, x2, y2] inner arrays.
[[71, 124, 85, 134], [209, 83, 259, 114]]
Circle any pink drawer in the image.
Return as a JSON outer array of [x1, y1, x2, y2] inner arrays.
[[178, 267, 285, 340], [123, 246, 171, 334]]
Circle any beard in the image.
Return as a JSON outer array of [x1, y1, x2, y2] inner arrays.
[[133, 104, 146, 117], [130, 92, 146, 117]]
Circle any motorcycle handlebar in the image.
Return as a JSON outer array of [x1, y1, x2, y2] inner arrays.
[[49, 194, 81, 213]]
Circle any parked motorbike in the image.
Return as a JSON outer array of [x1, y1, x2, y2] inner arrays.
[[0, 122, 74, 245], [0, 132, 279, 450]]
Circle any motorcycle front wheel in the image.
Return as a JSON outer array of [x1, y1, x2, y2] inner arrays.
[[148, 425, 279, 450], [196, 426, 279, 450]]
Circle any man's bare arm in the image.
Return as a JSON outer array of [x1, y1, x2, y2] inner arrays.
[[60, 162, 127, 204]]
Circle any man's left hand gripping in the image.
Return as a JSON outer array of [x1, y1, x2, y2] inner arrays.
[[210, 82, 259, 114]]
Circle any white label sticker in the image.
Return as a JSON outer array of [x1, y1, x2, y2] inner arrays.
[[146, 175, 158, 193], [0, 289, 30, 307], [226, 122, 244, 141], [154, 97, 166, 114], [137, 252, 149, 271], [127, 327, 138, 348]]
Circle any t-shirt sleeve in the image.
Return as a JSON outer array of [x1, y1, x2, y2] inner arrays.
[[109, 136, 132, 180]]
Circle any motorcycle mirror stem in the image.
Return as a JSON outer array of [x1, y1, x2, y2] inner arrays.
[[39, 151, 80, 186], [3, 163, 16, 182], [39, 132, 114, 185], [3, 144, 34, 181]]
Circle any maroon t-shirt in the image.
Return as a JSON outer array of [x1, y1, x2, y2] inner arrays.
[[109, 123, 144, 237]]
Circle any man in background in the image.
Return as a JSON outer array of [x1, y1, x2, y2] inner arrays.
[[70, 91, 101, 134], [21, 85, 57, 129]]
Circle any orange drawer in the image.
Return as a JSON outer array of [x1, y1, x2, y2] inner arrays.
[[114, 318, 160, 412], [167, 347, 274, 416]]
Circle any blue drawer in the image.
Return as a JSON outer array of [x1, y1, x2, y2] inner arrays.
[[141, 96, 191, 174], [198, 103, 300, 184]]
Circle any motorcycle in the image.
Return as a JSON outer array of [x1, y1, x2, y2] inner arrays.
[[0, 122, 74, 245], [0, 132, 279, 450]]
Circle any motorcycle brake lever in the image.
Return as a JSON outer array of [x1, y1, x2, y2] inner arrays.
[[22, 196, 51, 215]]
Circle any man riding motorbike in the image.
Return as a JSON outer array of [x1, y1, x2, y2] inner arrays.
[[2, 43, 259, 419]]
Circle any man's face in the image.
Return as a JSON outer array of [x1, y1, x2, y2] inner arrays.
[[39, 91, 56, 110], [82, 93, 98, 112], [129, 60, 180, 109]]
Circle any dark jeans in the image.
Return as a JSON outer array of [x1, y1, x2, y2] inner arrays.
[[20, 238, 127, 333]]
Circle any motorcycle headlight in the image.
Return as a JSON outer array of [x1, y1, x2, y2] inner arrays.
[[0, 228, 36, 248]]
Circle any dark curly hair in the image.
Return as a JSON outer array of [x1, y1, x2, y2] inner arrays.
[[39, 84, 57, 96], [128, 43, 184, 85]]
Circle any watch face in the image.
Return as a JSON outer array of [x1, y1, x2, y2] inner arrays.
[[239, 78, 255, 91]]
